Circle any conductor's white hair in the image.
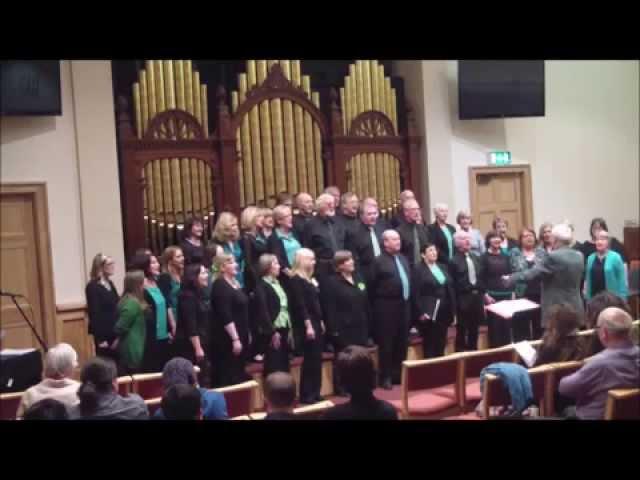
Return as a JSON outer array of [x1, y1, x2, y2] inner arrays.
[[44, 343, 78, 378], [552, 223, 573, 244]]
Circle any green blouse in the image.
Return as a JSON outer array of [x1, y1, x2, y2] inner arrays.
[[264, 276, 291, 330], [115, 297, 146, 370]]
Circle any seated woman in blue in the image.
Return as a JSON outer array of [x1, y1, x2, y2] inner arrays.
[[584, 230, 628, 301], [213, 212, 245, 289], [154, 357, 228, 420]]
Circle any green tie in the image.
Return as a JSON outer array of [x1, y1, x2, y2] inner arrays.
[[412, 224, 421, 264]]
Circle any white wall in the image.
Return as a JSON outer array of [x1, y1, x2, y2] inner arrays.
[[394, 60, 640, 241], [1, 61, 125, 306]]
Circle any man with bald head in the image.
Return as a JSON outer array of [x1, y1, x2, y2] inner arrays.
[[396, 198, 431, 268], [368, 229, 412, 389], [559, 307, 639, 419], [292, 192, 314, 242], [427, 203, 457, 264]]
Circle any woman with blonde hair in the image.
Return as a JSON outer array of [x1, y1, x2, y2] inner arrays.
[[114, 270, 148, 374], [85, 253, 119, 360], [289, 248, 326, 404], [240, 206, 267, 295], [456, 210, 484, 256], [213, 212, 245, 288], [259, 207, 275, 243], [158, 246, 184, 322], [209, 253, 251, 387]]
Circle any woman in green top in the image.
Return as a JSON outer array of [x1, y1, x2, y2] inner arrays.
[[131, 252, 175, 373], [114, 270, 148, 374], [411, 244, 456, 358]]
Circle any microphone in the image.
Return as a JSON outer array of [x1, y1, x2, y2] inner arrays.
[[0, 290, 23, 297]]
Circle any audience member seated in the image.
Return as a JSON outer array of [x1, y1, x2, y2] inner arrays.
[[534, 304, 588, 366], [558, 307, 640, 420], [22, 398, 70, 421], [323, 346, 398, 420], [585, 291, 631, 356], [17, 343, 80, 418], [68, 357, 149, 420], [263, 372, 297, 420], [161, 384, 202, 420], [155, 357, 228, 420]]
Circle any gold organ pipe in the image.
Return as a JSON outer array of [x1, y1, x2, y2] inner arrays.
[[232, 91, 245, 207], [201, 85, 209, 138], [282, 97, 297, 194], [391, 88, 398, 133], [249, 103, 265, 203], [291, 64, 307, 193], [239, 74, 254, 205], [146, 61, 157, 124], [184, 61, 194, 115], [259, 98, 275, 203], [271, 98, 287, 195], [312, 92, 323, 195], [133, 83, 142, 139], [302, 76, 316, 198], [280, 60, 292, 81], [340, 86, 347, 135], [247, 60, 257, 89], [175, 61, 185, 110], [292, 60, 301, 87], [257, 60, 267, 85], [139, 71, 149, 134]]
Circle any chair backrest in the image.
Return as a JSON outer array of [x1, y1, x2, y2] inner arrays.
[[231, 415, 252, 420], [117, 376, 133, 397], [0, 392, 23, 421], [132, 372, 164, 400], [293, 400, 334, 419], [604, 388, 640, 420], [482, 365, 550, 418], [545, 360, 585, 415], [401, 354, 464, 416], [144, 397, 162, 417], [213, 380, 259, 418]]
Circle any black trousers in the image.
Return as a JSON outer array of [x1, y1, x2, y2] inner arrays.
[[300, 325, 324, 402], [374, 298, 409, 384], [143, 338, 172, 373], [94, 338, 119, 364], [418, 314, 452, 359], [264, 328, 291, 376], [456, 291, 484, 351]]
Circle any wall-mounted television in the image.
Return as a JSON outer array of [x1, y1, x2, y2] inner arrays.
[[1, 61, 62, 116], [458, 60, 545, 119]]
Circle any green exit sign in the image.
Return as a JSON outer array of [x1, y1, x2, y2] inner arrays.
[[489, 151, 512, 166]]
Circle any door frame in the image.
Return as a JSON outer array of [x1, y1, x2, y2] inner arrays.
[[1, 182, 58, 348], [468, 165, 534, 233]]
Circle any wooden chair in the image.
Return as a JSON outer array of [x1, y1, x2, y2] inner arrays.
[[249, 400, 336, 420], [231, 415, 252, 420], [395, 354, 465, 419], [132, 372, 163, 400], [0, 391, 23, 421], [604, 388, 640, 420], [544, 360, 584, 416], [144, 397, 162, 417], [480, 365, 551, 418], [213, 380, 259, 418], [117, 376, 133, 396], [459, 345, 518, 409]]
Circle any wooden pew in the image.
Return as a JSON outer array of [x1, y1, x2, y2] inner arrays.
[[604, 388, 640, 420]]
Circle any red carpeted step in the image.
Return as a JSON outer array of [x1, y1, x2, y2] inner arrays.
[[465, 377, 482, 404]]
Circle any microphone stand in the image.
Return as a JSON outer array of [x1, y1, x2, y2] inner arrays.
[[4, 294, 49, 352]]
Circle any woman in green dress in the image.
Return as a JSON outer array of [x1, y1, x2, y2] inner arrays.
[[114, 270, 148, 375]]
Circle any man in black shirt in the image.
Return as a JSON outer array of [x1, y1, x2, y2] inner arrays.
[[369, 230, 411, 389], [396, 198, 431, 268], [345, 199, 385, 288], [389, 190, 416, 229], [450, 230, 486, 351], [292, 192, 314, 242], [323, 346, 398, 420], [263, 372, 297, 420], [303, 193, 346, 282], [335, 192, 360, 239]]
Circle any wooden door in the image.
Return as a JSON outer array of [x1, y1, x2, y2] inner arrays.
[[469, 166, 533, 238]]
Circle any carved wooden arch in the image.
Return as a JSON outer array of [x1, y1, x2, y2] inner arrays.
[[229, 63, 329, 138], [143, 109, 205, 140], [349, 110, 396, 137]]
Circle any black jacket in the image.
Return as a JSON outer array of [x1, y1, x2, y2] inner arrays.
[[85, 279, 119, 343], [396, 221, 431, 267], [180, 239, 205, 266], [411, 262, 457, 324], [176, 289, 209, 343], [345, 221, 386, 285], [303, 214, 346, 261], [293, 213, 313, 244], [450, 251, 485, 295], [289, 275, 323, 330], [369, 251, 411, 301], [335, 212, 360, 238], [427, 222, 457, 264], [252, 278, 287, 337], [266, 229, 299, 271], [324, 273, 371, 345], [240, 233, 268, 293]]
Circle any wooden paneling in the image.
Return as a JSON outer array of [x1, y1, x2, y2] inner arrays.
[[57, 303, 93, 366]]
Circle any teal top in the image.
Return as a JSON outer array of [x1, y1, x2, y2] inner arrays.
[[264, 276, 291, 329], [276, 228, 301, 267], [585, 250, 628, 300], [429, 263, 447, 285], [441, 225, 454, 260], [146, 286, 169, 341], [223, 241, 245, 288]]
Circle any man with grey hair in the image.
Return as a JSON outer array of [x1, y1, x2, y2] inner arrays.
[[336, 192, 360, 238], [369, 229, 411, 389], [450, 230, 486, 351], [323, 186, 341, 209], [558, 307, 639, 419], [292, 192, 314, 241], [396, 198, 430, 267], [390, 190, 416, 228], [16, 343, 80, 418], [503, 223, 585, 327], [427, 203, 457, 264]]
